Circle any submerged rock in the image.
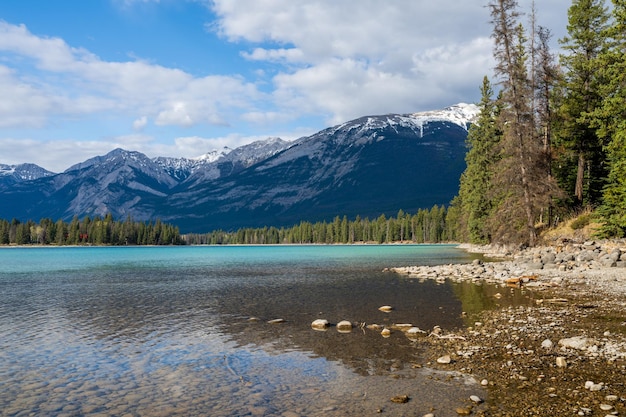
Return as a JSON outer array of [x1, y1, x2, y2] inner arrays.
[[455, 406, 472, 415], [336, 320, 353, 332]]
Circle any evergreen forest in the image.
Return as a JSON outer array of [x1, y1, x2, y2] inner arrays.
[[452, 0, 626, 245], [0, 206, 452, 246], [0, 215, 184, 246], [183, 207, 452, 245]]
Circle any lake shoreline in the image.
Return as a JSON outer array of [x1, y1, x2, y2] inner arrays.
[[389, 240, 626, 415]]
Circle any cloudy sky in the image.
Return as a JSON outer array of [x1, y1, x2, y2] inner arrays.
[[1, 0, 570, 172]]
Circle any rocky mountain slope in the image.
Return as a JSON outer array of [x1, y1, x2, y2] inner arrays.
[[0, 104, 478, 232], [0, 163, 55, 186]]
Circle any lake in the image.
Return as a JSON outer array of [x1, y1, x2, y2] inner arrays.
[[0, 245, 529, 416]]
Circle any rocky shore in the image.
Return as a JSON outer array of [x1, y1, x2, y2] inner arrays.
[[388, 240, 626, 416]]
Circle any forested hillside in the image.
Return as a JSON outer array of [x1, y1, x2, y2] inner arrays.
[[451, 0, 626, 245]]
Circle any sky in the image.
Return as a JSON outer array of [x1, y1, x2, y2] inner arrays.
[[0, 0, 571, 172]]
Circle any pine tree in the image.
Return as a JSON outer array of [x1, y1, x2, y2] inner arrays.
[[595, 0, 626, 236], [488, 0, 561, 245], [489, 0, 537, 245], [455, 76, 501, 243], [557, 0, 611, 208]]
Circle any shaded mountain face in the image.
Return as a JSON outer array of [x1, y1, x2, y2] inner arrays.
[[0, 104, 477, 232]]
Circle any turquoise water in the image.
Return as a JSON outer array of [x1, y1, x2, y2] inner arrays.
[[0, 245, 494, 416], [0, 244, 471, 273]]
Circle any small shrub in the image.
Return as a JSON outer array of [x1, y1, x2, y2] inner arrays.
[[570, 214, 591, 230]]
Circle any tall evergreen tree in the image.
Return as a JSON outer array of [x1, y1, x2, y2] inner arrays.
[[557, 0, 611, 208], [487, 0, 561, 245], [489, 1, 536, 245], [533, 25, 563, 226], [454, 76, 502, 243], [595, 0, 626, 236]]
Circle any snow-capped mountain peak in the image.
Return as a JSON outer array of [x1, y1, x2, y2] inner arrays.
[[410, 103, 479, 131], [0, 163, 55, 182], [1, 103, 475, 231], [194, 147, 233, 163]]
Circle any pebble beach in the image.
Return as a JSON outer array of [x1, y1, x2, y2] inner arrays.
[[388, 239, 626, 416]]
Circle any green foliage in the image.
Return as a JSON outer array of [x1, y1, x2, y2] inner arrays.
[[593, 1, 626, 237], [452, 0, 626, 243], [596, 129, 626, 237], [183, 206, 452, 245], [556, 0, 611, 207], [453, 76, 501, 244], [0, 215, 184, 246], [570, 213, 591, 230]]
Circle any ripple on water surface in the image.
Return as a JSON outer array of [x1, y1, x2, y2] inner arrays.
[[0, 245, 533, 415]]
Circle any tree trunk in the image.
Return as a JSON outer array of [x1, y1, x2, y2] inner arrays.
[[575, 152, 585, 204], [518, 131, 537, 247]]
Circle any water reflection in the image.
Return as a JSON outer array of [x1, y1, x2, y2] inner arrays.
[[0, 247, 536, 416], [214, 274, 536, 379]]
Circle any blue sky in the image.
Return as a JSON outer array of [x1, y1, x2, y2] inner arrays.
[[1, 0, 570, 172]]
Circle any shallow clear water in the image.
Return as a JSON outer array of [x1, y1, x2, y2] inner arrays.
[[0, 245, 528, 416]]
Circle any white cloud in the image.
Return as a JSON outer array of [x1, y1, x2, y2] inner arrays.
[[0, 137, 122, 172], [240, 111, 292, 125], [0, 65, 56, 128], [132, 116, 148, 131], [242, 48, 305, 63], [0, 0, 571, 170], [210, 0, 568, 122], [0, 21, 263, 130]]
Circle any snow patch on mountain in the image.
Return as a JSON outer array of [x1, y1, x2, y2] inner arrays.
[[0, 163, 55, 182], [410, 103, 480, 131], [193, 147, 233, 163]]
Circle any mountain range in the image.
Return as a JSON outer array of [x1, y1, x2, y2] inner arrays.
[[0, 103, 479, 233]]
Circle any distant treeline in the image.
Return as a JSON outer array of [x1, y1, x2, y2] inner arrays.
[[0, 214, 184, 246], [1, 205, 454, 246], [183, 205, 454, 245]]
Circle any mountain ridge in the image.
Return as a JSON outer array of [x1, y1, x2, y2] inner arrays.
[[0, 104, 478, 232]]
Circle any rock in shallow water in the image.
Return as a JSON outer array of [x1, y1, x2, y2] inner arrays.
[[336, 320, 353, 332], [406, 327, 426, 336], [311, 319, 329, 330]]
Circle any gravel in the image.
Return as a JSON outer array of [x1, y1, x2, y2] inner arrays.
[[389, 240, 626, 416]]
